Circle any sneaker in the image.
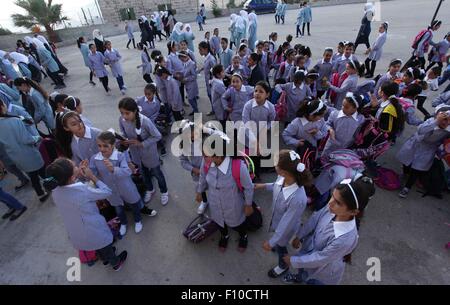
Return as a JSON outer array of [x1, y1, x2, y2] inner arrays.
[[15, 180, 30, 192], [39, 193, 50, 203], [282, 273, 302, 284], [238, 235, 248, 253], [161, 192, 169, 206], [268, 266, 289, 278], [141, 206, 157, 217], [123, 85, 127, 90], [89, 81, 96, 86], [9, 207, 28, 221], [112, 251, 128, 271], [121, 89, 126, 95], [144, 190, 155, 203], [119, 224, 127, 236], [197, 201, 208, 215], [134, 222, 143, 233], [399, 187, 410, 199], [206, 111, 215, 116], [218, 235, 229, 252]]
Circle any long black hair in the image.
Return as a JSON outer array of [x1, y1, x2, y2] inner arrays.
[[297, 99, 327, 118], [380, 81, 405, 133], [14, 77, 49, 100], [118, 97, 143, 142], [44, 158, 75, 191]]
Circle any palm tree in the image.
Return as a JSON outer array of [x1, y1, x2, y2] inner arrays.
[[11, 0, 68, 42]]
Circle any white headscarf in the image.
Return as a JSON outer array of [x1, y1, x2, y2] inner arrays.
[[92, 29, 104, 41], [364, 2, 375, 20], [9, 52, 29, 64], [174, 22, 184, 35], [235, 16, 245, 32], [24, 36, 33, 46], [230, 14, 237, 26], [249, 12, 257, 25], [140, 16, 148, 22], [0, 50, 6, 59], [240, 10, 250, 36], [32, 37, 45, 49], [37, 35, 49, 45], [184, 24, 192, 33]]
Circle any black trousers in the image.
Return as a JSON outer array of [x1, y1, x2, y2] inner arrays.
[[126, 38, 136, 49], [99, 76, 109, 92], [403, 55, 426, 71], [416, 96, 431, 118], [364, 58, 377, 76], [27, 166, 46, 196], [172, 110, 183, 121], [218, 221, 247, 238], [403, 165, 425, 189], [425, 61, 443, 72], [296, 25, 302, 37], [302, 22, 311, 35], [45, 44, 68, 74], [96, 243, 120, 266], [47, 69, 65, 86], [89, 71, 94, 82]]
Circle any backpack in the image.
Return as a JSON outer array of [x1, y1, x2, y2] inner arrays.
[[420, 158, 447, 198], [244, 202, 263, 232], [39, 138, 59, 167], [321, 149, 365, 171], [374, 167, 401, 191], [330, 72, 349, 105], [412, 29, 432, 52], [351, 117, 390, 160], [183, 215, 219, 243], [203, 152, 255, 192], [443, 138, 450, 167], [79, 250, 97, 266], [275, 90, 287, 121], [398, 97, 415, 112], [297, 140, 318, 171]]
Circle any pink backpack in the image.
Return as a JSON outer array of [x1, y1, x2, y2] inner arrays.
[[321, 149, 365, 171], [275, 91, 287, 121], [398, 98, 415, 112], [374, 167, 401, 191], [411, 29, 432, 52], [79, 250, 97, 265]]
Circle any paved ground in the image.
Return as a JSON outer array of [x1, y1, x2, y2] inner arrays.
[[0, 0, 449, 285]]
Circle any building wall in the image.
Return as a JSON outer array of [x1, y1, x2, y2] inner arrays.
[[98, 0, 199, 24]]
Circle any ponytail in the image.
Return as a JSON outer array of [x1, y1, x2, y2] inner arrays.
[[118, 97, 143, 142], [297, 99, 326, 118], [389, 96, 405, 132], [43, 158, 75, 192], [63, 96, 81, 111]]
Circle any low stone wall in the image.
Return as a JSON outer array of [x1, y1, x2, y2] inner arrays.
[[0, 0, 382, 51]]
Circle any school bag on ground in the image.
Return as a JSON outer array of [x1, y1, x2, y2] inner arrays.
[[244, 202, 263, 232], [183, 214, 219, 243], [419, 158, 447, 199], [79, 250, 97, 266], [350, 117, 390, 160], [321, 149, 365, 172], [297, 140, 318, 171], [374, 167, 401, 191]]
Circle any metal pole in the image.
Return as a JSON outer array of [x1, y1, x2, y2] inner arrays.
[[94, 0, 105, 24], [81, 8, 89, 25], [87, 8, 95, 24], [430, 0, 444, 25]]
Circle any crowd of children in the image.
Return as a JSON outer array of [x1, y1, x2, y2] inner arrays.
[[0, 3, 449, 284]]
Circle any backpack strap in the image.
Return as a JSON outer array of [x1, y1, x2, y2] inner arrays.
[[203, 159, 213, 175], [231, 158, 243, 192]]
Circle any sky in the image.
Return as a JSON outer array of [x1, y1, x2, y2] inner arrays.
[[1, 0, 102, 33]]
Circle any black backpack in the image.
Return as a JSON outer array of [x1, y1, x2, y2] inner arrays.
[[420, 158, 447, 199], [244, 202, 263, 232]]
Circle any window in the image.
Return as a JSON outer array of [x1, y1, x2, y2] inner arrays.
[[119, 8, 136, 21]]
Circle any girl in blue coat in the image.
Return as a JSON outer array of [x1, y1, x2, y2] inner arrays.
[[89, 44, 110, 94], [178, 51, 199, 115], [255, 150, 312, 278], [302, 1, 312, 36], [14, 77, 55, 131], [104, 41, 127, 95], [283, 177, 375, 285], [77, 37, 96, 86], [248, 13, 258, 52]]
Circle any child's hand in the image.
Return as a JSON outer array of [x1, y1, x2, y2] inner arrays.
[[262, 241, 272, 252], [195, 192, 202, 203], [370, 93, 379, 108], [254, 183, 266, 190], [308, 128, 318, 136], [125, 139, 142, 147], [244, 205, 254, 217], [365, 48, 371, 55], [329, 129, 336, 141], [192, 168, 200, 176], [297, 139, 305, 147], [292, 237, 302, 249], [103, 159, 114, 173]]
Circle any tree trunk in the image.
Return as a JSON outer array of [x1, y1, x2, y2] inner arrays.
[[44, 24, 61, 43]]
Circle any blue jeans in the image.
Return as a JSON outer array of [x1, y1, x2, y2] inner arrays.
[[116, 75, 125, 90], [142, 165, 168, 194], [0, 187, 25, 210], [188, 98, 199, 113], [115, 200, 142, 225], [276, 245, 288, 269]]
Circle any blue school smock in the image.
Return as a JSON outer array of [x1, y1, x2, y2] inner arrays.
[[303, 6, 312, 23], [276, 82, 312, 122], [52, 180, 114, 251], [430, 39, 449, 63], [89, 52, 108, 78], [211, 78, 227, 121], [221, 85, 254, 122], [140, 51, 153, 76], [314, 59, 333, 92], [396, 118, 450, 171], [0, 117, 43, 173], [89, 150, 141, 206], [104, 48, 123, 78], [292, 205, 358, 285], [0, 59, 20, 81], [179, 142, 203, 182], [282, 117, 328, 148], [119, 114, 162, 170], [197, 157, 254, 228], [265, 176, 307, 248], [328, 74, 358, 110], [127, 23, 135, 39], [71, 126, 102, 166], [181, 59, 199, 100], [136, 96, 160, 123], [29, 88, 55, 130], [219, 48, 233, 71], [0, 84, 21, 107], [203, 53, 217, 97], [183, 32, 196, 53], [7, 103, 39, 136], [79, 43, 90, 68], [161, 76, 183, 112], [248, 22, 257, 51], [332, 54, 359, 75], [169, 31, 183, 44], [37, 47, 59, 73], [210, 36, 221, 55], [368, 32, 387, 62]]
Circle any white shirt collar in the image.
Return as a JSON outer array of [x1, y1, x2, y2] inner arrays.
[[341, 54, 353, 61], [73, 126, 92, 142], [275, 176, 299, 200], [321, 59, 331, 65], [299, 117, 310, 126], [292, 82, 304, 90], [7, 103, 13, 113], [239, 86, 247, 93], [94, 149, 119, 161], [212, 78, 224, 85], [250, 64, 257, 71], [252, 99, 270, 109], [29, 87, 35, 96], [380, 100, 390, 108], [337, 110, 358, 121], [63, 182, 85, 189], [333, 218, 357, 238], [211, 157, 231, 175]]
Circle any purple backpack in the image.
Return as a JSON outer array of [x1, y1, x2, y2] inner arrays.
[[374, 167, 401, 191], [183, 215, 219, 243], [322, 149, 365, 171]]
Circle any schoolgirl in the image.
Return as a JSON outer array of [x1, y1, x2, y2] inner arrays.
[[219, 38, 233, 70], [426, 31, 450, 72], [275, 49, 296, 82], [169, 22, 184, 43], [118, 97, 168, 206], [248, 13, 258, 52], [182, 24, 196, 53], [332, 41, 345, 63], [288, 55, 308, 83], [313, 47, 334, 98], [104, 41, 127, 94], [363, 22, 388, 78], [137, 42, 153, 84], [211, 64, 227, 126], [210, 28, 221, 57], [77, 37, 96, 86], [400, 83, 425, 126], [226, 55, 249, 84], [45, 158, 127, 271], [90, 132, 151, 236], [282, 99, 328, 149], [88, 44, 110, 94], [255, 149, 312, 278], [178, 51, 199, 115], [255, 41, 270, 81], [156, 66, 184, 121], [332, 42, 359, 75], [326, 60, 360, 110], [179, 40, 197, 63], [374, 58, 403, 98], [199, 41, 217, 115], [275, 70, 312, 123], [196, 133, 254, 252], [397, 105, 450, 198], [248, 53, 265, 87], [166, 41, 185, 101], [221, 73, 254, 122], [322, 93, 365, 157], [63, 96, 93, 128], [283, 177, 375, 285]]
